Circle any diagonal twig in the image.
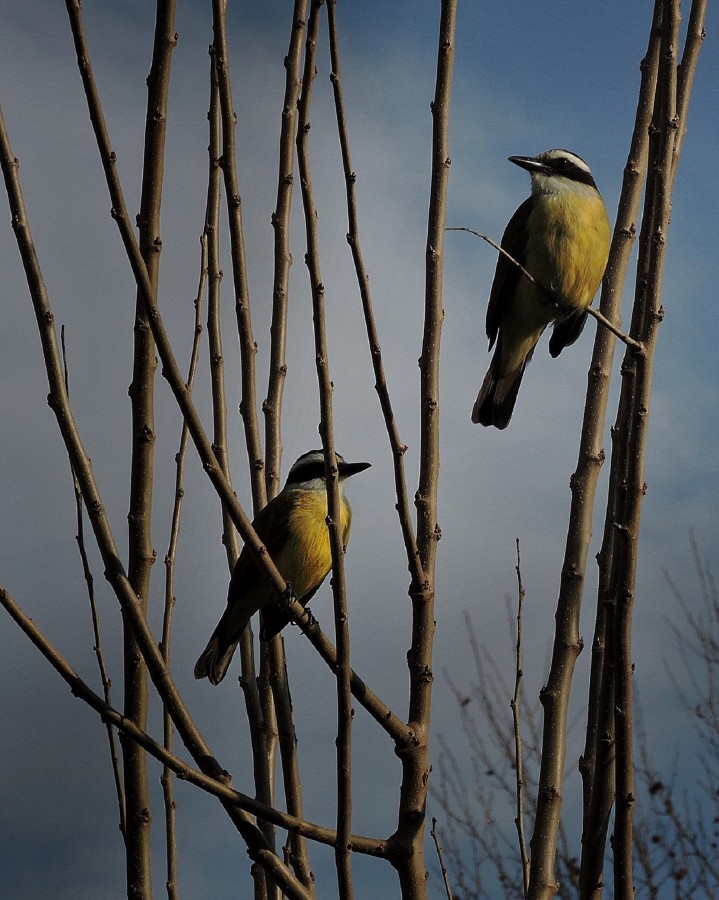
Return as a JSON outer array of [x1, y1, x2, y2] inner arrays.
[[60, 325, 126, 841], [446, 226, 642, 351], [0, 585, 388, 862], [327, 0, 424, 592]]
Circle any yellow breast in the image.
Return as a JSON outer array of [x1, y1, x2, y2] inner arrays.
[[526, 192, 610, 311], [276, 491, 352, 600]]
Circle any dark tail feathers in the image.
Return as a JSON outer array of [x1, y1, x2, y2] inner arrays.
[[471, 355, 527, 430], [194, 635, 240, 685]]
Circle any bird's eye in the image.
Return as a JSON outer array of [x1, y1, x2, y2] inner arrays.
[[557, 158, 570, 168]]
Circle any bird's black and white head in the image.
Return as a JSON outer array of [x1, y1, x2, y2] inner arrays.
[[283, 450, 371, 493], [509, 149, 600, 199]]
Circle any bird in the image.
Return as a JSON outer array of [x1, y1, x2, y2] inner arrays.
[[194, 449, 371, 684], [471, 148, 611, 429]]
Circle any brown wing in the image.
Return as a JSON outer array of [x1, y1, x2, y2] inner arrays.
[[486, 198, 532, 350], [226, 491, 299, 601], [194, 493, 302, 683]]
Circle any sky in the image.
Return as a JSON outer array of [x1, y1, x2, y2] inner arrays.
[[1, 2, 718, 898]]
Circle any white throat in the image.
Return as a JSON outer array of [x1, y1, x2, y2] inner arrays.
[[531, 172, 599, 200]]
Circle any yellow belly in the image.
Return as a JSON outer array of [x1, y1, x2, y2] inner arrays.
[[500, 192, 610, 374], [275, 491, 352, 599], [526, 192, 610, 309]]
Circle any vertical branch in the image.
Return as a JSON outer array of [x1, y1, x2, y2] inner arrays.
[[205, 51, 236, 570], [265, 0, 308, 500], [527, 4, 663, 897], [204, 51, 276, 900], [511, 540, 529, 899], [262, 6, 316, 892], [672, 0, 708, 184], [325, 0, 424, 591], [160, 234, 207, 900], [611, 4, 681, 896], [122, 4, 177, 896], [268, 639, 316, 894], [211, 0, 266, 512], [61, 327, 126, 841], [390, 2, 457, 897], [295, 3, 354, 894], [577, 6, 664, 892], [208, 22, 282, 883]]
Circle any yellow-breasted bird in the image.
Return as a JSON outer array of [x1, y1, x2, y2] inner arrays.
[[194, 449, 371, 684], [471, 149, 611, 429]]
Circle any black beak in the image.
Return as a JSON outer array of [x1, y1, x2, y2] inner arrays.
[[338, 460, 371, 478], [508, 154, 546, 175]]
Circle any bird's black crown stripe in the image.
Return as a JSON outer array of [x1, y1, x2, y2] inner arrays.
[[287, 460, 326, 484]]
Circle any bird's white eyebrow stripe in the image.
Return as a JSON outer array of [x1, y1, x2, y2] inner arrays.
[[542, 149, 591, 173]]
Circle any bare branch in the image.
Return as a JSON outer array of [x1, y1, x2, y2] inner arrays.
[[527, 2, 666, 894], [610, 4, 681, 895], [390, 4, 458, 896], [296, 2, 354, 892], [511, 540, 529, 899], [159, 232, 208, 900], [211, 0, 266, 512], [264, 0, 308, 501], [61, 326, 126, 841], [268, 638, 315, 891], [327, 0, 424, 591], [121, 2, 178, 891], [261, 6, 315, 890], [430, 818, 454, 900], [579, 4, 664, 894]]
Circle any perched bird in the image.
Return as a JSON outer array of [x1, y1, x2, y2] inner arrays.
[[471, 149, 611, 429], [194, 449, 371, 684]]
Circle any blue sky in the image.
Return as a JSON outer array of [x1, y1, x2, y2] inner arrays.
[[1, 2, 718, 897]]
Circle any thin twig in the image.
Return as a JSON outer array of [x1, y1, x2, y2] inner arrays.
[[268, 638, 315, 891], [160, 233, 207, 900], [211, 0, 266, 513], [296, 3, 354, 894], [672, 0, 708, 184], [430, 818, 454, 900], [389, 2, 457, 894], [511, 540, 529, 899], [327, 0, 423, 591], [264, 0, 308, 500], [60, 326, 126, 841], [262, 5, 314, 890], [446, 226, 642, 351], [122, 3, 177, 892], [203, 51, 277, 897]]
